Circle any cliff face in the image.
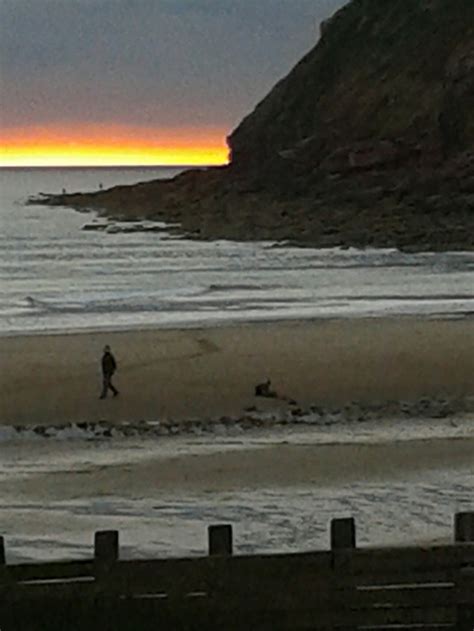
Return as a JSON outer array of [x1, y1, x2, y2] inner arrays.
[[45, 0, 474, 251], [229, 0, 474, 172]]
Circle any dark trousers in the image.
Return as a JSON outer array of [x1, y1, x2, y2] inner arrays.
[[100, 373, 118, 398]]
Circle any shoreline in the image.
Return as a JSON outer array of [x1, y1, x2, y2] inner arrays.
[[38, 160, 474, 253], [1, 316, 473, 427], [1, 310, 473, 340], [2, 435, 474, 497]]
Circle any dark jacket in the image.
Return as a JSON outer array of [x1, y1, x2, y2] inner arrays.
[[102, 352, 117, 376]]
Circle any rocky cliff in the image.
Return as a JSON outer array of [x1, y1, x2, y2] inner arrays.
[[45, 0, 474, 251], [229, 0, 474, 170]]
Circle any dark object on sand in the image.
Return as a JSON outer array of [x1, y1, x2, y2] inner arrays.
[[100, 345, 119, 399], [255, 379, 277, 398]]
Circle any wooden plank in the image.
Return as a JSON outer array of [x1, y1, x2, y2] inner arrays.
[[457, 609, 474, 631], [4, 576, 470, 610], [1, 560, 94, 583], [456, 567, 474, 631], [104, 565, 456, 598], [0, 601, 109, 631], [58, 598, 456, 629], [205, 585, 346, 613], [86, 600, 457, 628], [358, 626, 455, 631], [233, 605, 456, 627], [0, 563, 465, 602], [350, 573, 456, 588], [348, 544, 474, 575], [103, 551, 334, 593], [2, 543, 470, 587], [353, 584, 470, 607], [2, 580, 98, 602], [459, 567, 474, 580], [199, 581, 470, 615], [1, 557, 459, 598], [0, 594, 458, 630], [96, 543, 472, 591], [102, 576, 342, 605], [0, 597, 281, 631]]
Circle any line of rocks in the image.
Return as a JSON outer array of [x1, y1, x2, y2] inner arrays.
[[3, 396, 472, 441]]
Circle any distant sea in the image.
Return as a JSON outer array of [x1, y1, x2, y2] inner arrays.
[[1, 166, 474, 335]]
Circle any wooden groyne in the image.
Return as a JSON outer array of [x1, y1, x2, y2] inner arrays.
[[1, 512, 473, 630]]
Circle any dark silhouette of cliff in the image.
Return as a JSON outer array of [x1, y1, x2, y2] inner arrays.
[[43, 0, 474, 251], [230, 0, 473, 171]]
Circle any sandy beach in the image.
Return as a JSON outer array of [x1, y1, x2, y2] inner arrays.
[[1, 317, 473, 426], [0, 426, 472, 561], [0, 318, 474, 424], [1, 316, 473, 561], [2, 435, 473, 498]]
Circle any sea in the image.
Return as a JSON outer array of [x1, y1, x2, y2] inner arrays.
[[0, 166, 473, 562], [1, 167, 474, 336]]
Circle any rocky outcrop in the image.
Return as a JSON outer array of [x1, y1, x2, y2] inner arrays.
[[5, 395, 473, 441], [40, 0, 474, 252], [229, 0, 474, 170]]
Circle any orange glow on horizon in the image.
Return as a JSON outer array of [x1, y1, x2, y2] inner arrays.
[[0, 124, 230, 167]]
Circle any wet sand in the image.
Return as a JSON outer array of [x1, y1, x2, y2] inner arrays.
[[1, 317, 473, 426], [0, 430, 472, 561], [2, 435, 473, 498]]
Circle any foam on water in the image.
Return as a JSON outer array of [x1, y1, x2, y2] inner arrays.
[[1, 168, 474, 334]]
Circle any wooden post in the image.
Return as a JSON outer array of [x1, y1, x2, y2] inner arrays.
[[455, 512, 474, 542], [331, 517, 356, 571], [331, 518, 356, 550], [208, 524, 233, 556], [94, 530, 119, 565], [331, 518, 356, 570], [455, 514, 474, 629], [93, 531, 119, 626], [331, 518, 356, 630], [457, 569, 474, 630], [0, 536, 5, 565]]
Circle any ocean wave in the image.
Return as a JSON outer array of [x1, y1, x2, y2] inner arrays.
[[2, 238, 473, 332], [21, 290, 210, 316], [20, 291, 474, 318], [24, 296, 62, 312], [206, 283, 280, 293]]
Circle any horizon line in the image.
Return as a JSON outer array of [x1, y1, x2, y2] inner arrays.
[[0, 164, 221, 170]]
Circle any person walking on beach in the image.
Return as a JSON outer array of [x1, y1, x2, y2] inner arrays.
[[100, 345, 119, 399]]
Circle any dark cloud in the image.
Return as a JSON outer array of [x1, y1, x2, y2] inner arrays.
[[0, 0, 348, 131]]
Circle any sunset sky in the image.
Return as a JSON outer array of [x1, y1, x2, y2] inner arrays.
[[0, 0, 346, 167]]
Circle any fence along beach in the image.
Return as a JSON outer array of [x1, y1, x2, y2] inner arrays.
[[1, 513, 473, 630]]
